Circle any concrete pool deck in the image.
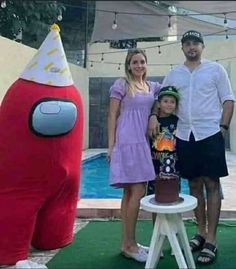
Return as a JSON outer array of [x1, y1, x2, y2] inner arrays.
[[77, 148, 236, 219]]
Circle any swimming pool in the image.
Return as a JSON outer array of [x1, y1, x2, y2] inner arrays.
[[80, 154, 190, 199]]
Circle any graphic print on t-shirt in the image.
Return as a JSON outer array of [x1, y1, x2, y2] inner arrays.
[[150, 115, 179, 179]]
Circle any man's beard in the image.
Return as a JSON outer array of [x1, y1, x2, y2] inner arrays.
[[184, 51, 200, 62], [186, 55, 200, 61]]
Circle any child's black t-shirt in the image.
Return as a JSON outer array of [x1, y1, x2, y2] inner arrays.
[[149, 114, 179, 178]]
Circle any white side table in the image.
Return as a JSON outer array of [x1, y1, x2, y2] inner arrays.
[[140, 194, 197, 269]]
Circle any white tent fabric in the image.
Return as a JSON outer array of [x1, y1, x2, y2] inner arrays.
[[91, 1, 236, 43], [163, 1, 236, 20], [91, 1, 170, 42]]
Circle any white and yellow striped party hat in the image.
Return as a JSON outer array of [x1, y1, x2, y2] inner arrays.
[[20, 24, 73, 86]]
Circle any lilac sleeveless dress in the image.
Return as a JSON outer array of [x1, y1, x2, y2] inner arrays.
[[109, 78, 161, 187]]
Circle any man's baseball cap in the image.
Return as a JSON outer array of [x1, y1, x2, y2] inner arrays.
[[181, 30, 204, 44], [158, 86, 180, 100]]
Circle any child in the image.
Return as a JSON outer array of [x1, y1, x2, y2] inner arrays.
[[146, 86, 180, 257], [147, 86, 180, 198]]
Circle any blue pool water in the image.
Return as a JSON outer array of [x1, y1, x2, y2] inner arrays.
[[80, 155, 190, 199]]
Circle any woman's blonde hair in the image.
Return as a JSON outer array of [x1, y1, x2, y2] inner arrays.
[[124, 49, 147, 96]]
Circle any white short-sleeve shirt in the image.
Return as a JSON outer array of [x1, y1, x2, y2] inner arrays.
[[162, 59, 235, 141]]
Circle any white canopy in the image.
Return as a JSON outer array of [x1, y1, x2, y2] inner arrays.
[[163, 1, 236, 20], [91, 1, 236, 43]]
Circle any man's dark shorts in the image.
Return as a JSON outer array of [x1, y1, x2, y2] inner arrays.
[[176, 132, 228, 179]]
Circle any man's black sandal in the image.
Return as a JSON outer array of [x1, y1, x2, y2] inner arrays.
[[189, 234, 206, 252], [196, 242, 217, 264]]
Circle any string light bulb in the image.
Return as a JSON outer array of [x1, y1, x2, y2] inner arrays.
[[168, 15, 172, 28], [225, 29, 229, 39], [101, 53, 104, 62], [90, 61, 93, 68], [112, 12, 118, 30], [223, 13, 228, 27], [1, 0, 6, 8], [57, 14, 63, 21], [118, 63, 121, 70], [158, 45, 161, 54]]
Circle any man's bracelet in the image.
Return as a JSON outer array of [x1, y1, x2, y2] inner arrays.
[[220, 124, 229, 130]]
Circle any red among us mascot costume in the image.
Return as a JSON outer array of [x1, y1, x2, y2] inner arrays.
[[0, 24, 84, 268]]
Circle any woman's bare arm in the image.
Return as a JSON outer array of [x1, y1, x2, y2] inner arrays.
[[107, 97, 120, 161]]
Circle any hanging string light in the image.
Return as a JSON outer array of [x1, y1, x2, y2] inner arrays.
[[112, 12, 118, 30], [53, 2, 236, 20], [87, 54, 236, 69], [57, 7, 63, 21], [57, 14, 63, 21], [168, 15, 172, 28], [1, 0, 6, 8], [225, 29, 229, 39], [88, 28, 231, 59], [88, 28, 235, 67], [101, 53, 104, 62], [223, 13, 228, 28]]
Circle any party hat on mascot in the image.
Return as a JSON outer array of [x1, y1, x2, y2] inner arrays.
[[20, 23, 73, 86]]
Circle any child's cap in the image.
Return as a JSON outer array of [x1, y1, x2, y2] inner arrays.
[[158, 86, 179, 100]]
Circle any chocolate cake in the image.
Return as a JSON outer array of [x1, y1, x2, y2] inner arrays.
[[155, 177, 180, 204]]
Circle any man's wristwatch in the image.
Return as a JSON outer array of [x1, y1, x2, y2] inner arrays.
[[220, 124, 229, 130]]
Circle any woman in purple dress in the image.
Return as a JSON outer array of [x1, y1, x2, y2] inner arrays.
[[107, 49, 161, 262]]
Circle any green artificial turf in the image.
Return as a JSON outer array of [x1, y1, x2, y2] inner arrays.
[[47, 219, 236, 269]]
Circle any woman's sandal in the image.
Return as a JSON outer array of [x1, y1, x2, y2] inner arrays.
[[189, 234, 206, 252], [121, 247, 148, 263], [196, 242, 217, 264], [137, 243, 149, 252], [137, 243, 164, 258]]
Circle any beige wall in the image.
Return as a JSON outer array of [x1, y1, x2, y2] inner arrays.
[[87, 39, 236, 153], [70, 65, 89, 149], [0, 36, 89, 149]]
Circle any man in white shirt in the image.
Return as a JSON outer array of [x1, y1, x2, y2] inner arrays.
[[149, 30, 235, 265]]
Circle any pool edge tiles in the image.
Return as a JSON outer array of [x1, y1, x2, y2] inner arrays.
[[77, 198, 121, 219], [82, 148, 107, 161], [82, 152, 106, 163]]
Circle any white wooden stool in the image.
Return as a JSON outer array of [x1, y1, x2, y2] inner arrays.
[[140, 194, 197, 269]]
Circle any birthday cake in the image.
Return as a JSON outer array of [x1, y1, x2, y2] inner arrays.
[[155, 177, 180, 204]]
